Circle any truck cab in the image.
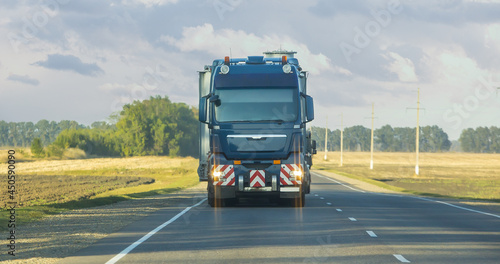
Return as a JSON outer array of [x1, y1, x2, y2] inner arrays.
[[198, 50, 316, 207]]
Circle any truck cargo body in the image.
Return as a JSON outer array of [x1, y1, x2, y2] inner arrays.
[[198, 52, 316, 207]]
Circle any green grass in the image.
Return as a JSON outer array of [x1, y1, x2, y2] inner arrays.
[[314, 152, 500, 202], [0, 156, 200, 231]]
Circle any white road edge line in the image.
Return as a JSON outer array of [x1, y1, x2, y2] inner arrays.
[[366, 231, 377, 237], [393, 254, 411, 263], [313, 173, 365, 193], [105, 198, 207, 264], [415, 196, 500, 219], [313, 171, 500, 219]]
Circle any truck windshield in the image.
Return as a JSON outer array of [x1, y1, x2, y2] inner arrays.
[[214, 87, 298, 123]]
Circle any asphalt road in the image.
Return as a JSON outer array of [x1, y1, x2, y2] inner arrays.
[[60, 171, 500, 264]]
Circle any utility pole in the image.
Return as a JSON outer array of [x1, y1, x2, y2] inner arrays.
[[407, 88, 424, 176], [370, 103, 375, 170], [340, 112, 344, 167], [415, 88, 420, 175], [324, 115, 328, 161]]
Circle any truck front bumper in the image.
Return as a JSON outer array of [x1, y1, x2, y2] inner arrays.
[[213, 183, 302, 199]]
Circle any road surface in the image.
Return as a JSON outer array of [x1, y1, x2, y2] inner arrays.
[[60, 171, 500, 263]]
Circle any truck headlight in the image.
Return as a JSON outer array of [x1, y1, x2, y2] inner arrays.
[[292, 170, 303, 181], [213, 170, 223, 181], [220, 65, 230, 74], [282, 64, 292, 74]]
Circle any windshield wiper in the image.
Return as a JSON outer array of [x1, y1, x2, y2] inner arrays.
[[258, 119, 285, 124], [225, 120, 286, 124]]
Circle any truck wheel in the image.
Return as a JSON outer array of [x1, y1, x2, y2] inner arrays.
[[207, 181, 222, 207], [208, 195, 215, 207], [208, 196, 223, 207]]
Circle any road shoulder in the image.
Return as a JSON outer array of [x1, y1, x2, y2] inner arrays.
[[0, 182, 206, 264], [312, 169, 500, 215]]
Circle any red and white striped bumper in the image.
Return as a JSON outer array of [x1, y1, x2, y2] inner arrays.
[[249, 170, 266, 187], [280, 164, 302, 186], [212, 165, 235, 186]]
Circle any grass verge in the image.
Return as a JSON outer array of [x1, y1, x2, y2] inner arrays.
[[0, 156, 200, 231], [313, 152, 500, 202]]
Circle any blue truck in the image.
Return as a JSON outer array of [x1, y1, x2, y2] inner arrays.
[[198, 50, 316, 207]]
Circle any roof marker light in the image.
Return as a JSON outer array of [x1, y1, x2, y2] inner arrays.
[[221, 65, 230, 74], [282, 64, 292, 74], [224, 56, 230, 65], [282, 55, 287, 64]]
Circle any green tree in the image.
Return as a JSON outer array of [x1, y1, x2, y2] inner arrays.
[[375, 125, 395, 151], [115, 95, 198, 157], [31, 138, 44, 157], [459, 128, 475, 152]]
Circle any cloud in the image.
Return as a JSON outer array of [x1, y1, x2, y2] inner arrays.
[[34, 54, 104, 76], [385, 52, 418, 82], [161, 23, 351, 75], [7, 74, 40, 86], [120, 0, 178, 8]]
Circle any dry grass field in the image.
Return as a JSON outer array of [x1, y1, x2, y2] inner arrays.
[[0, 155, 199, 229], [313, 152, 500, 201]]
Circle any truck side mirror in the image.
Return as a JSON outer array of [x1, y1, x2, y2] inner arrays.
[[305, 95, 314, 122], [312, 140, 317, 154], [209, 94, 221, 107], [199, 97, 208, 123]]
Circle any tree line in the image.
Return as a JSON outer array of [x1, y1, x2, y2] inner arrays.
[[311, 125, 452, 152], [0, 120, 85, 147], [3, 96, 199, 158], [459, 126, 500, 153]]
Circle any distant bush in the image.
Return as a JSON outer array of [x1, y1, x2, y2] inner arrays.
[[31, 138, 45, 157], [63, 148, 87, 159], [46, 144, 64, 158]]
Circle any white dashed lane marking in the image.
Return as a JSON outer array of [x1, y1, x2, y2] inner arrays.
[[348, 217, 357, 222], [336, 209, 342, 212], [366, 231, 377, 237], [393, 254, 411, 263]]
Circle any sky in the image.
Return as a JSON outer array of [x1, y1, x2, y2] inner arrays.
[[1, 0, 500, 140]]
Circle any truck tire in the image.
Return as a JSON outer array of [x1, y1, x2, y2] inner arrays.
[[208, 196, 223, 207], [207, 180, 221, 207], [208, 195, 215, 207]]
